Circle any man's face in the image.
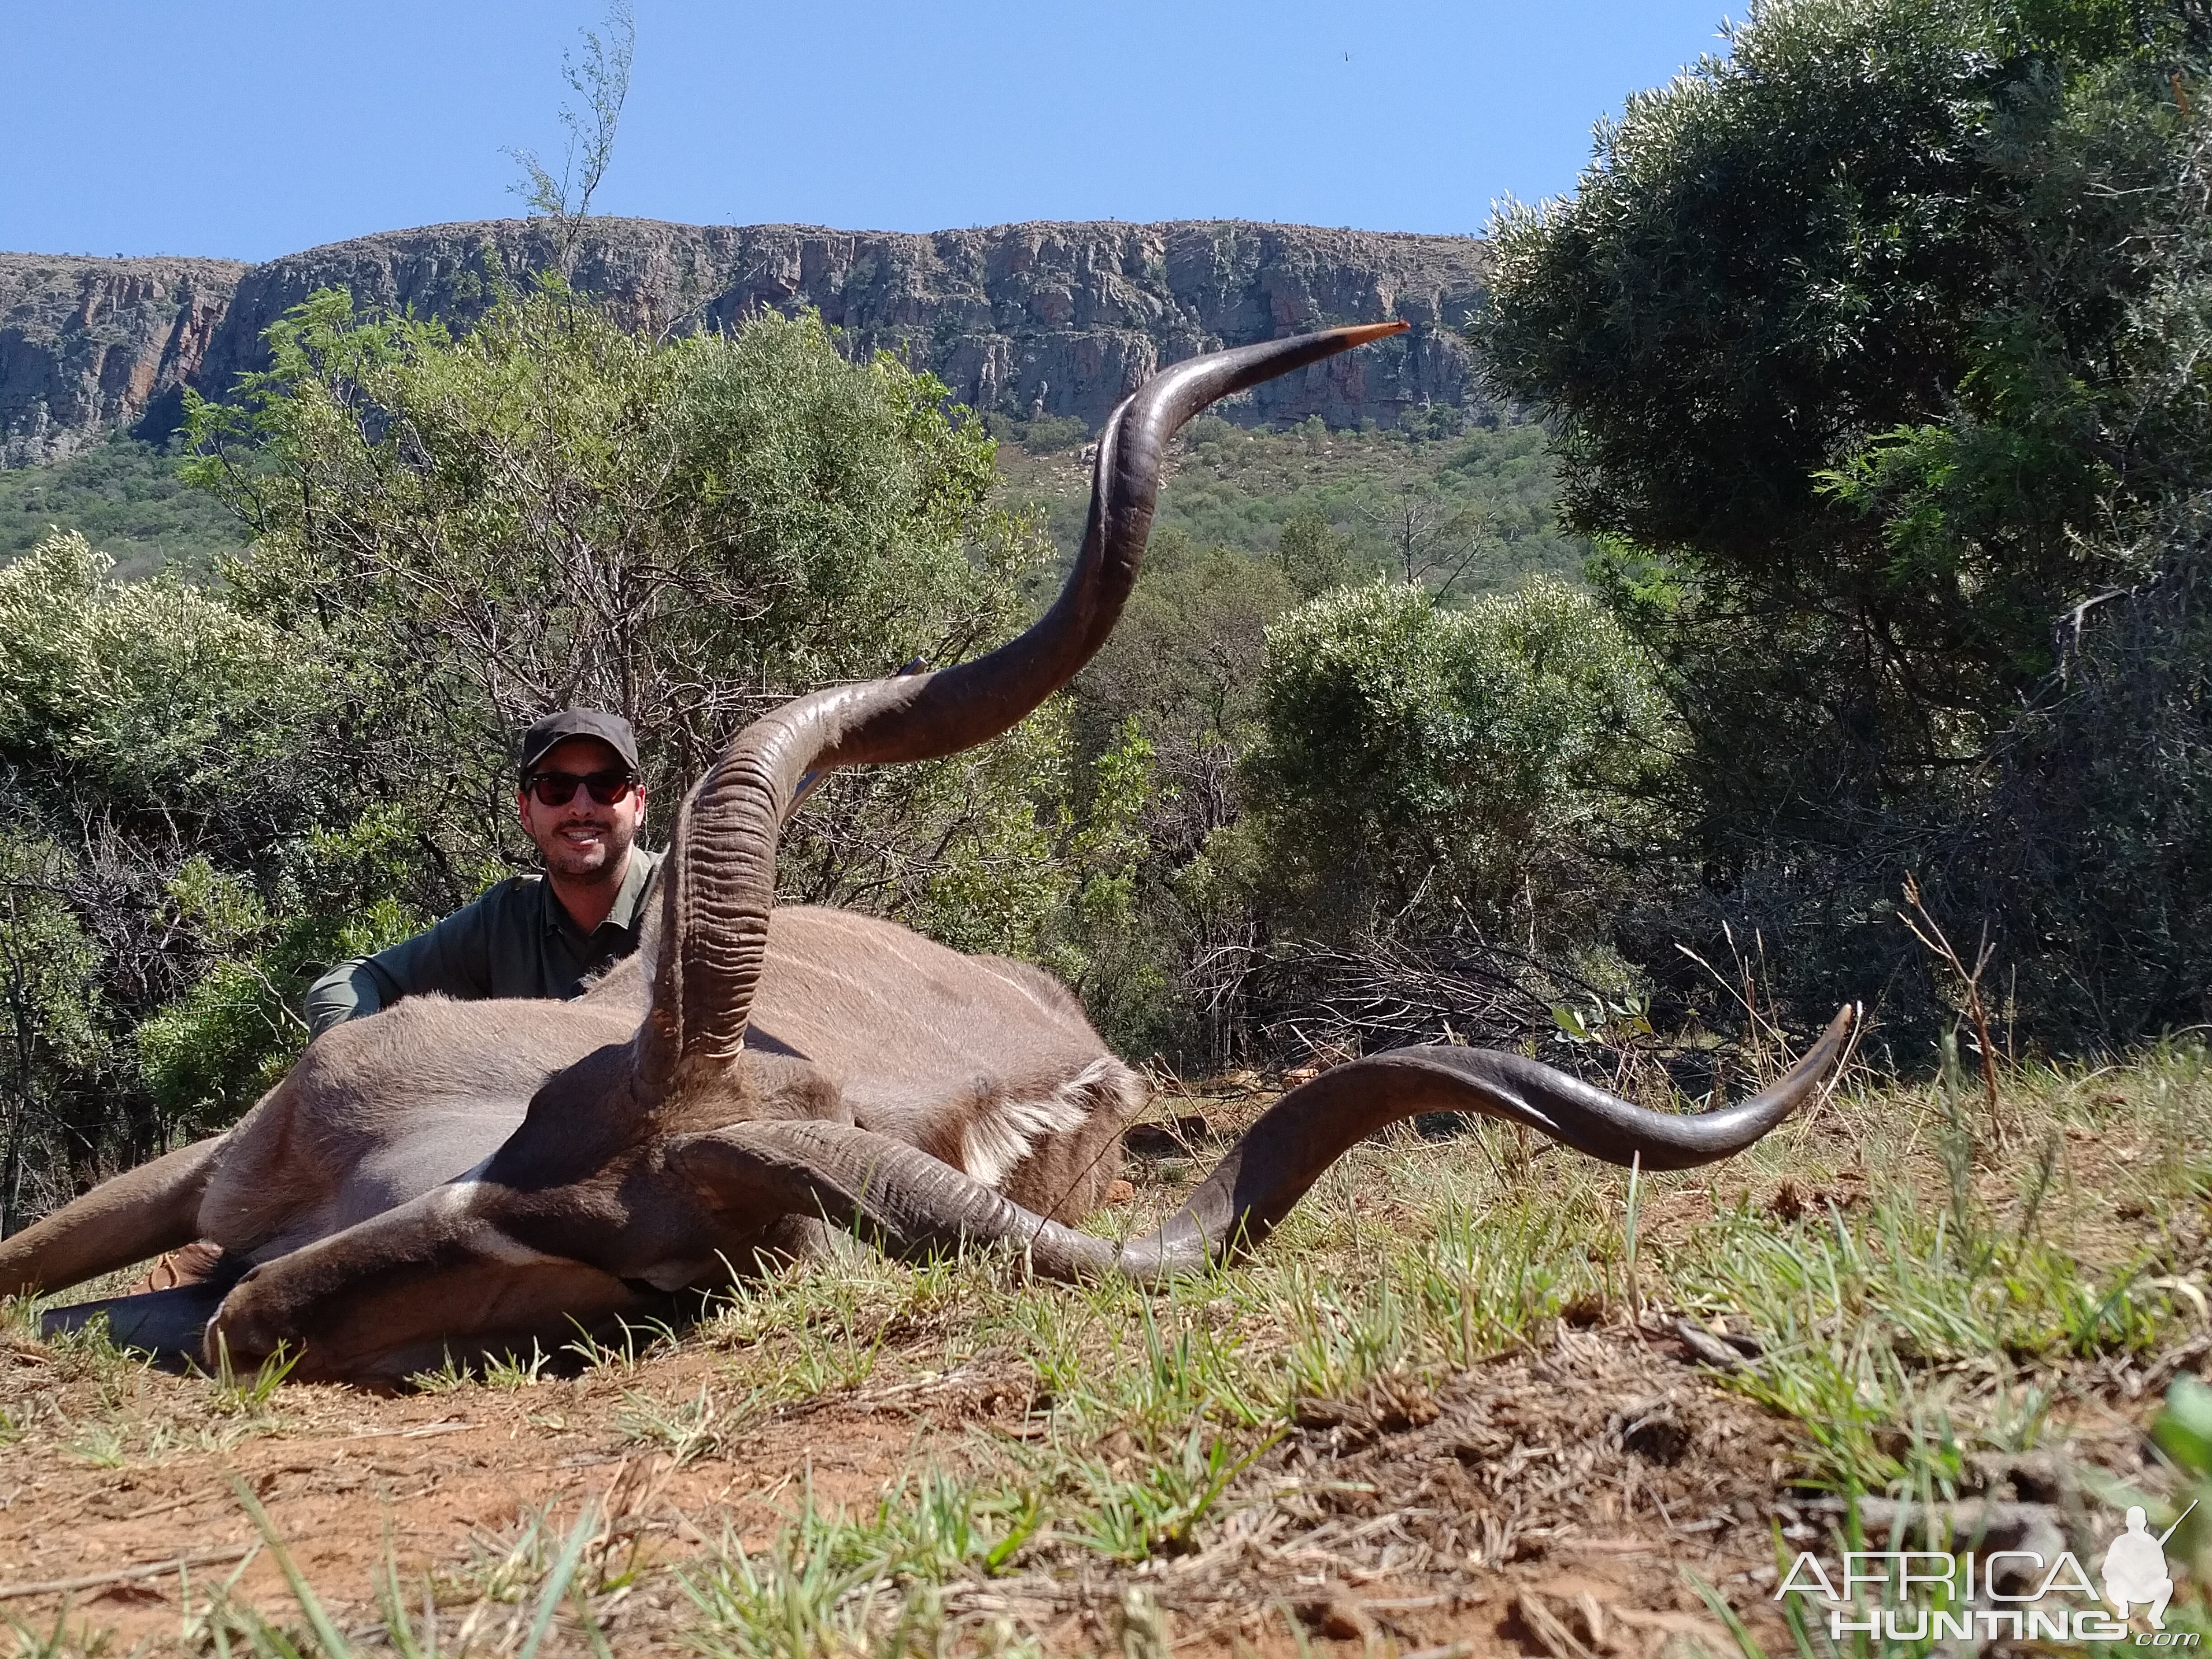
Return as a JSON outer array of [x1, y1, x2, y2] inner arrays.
[[517, 737, 647, 884]]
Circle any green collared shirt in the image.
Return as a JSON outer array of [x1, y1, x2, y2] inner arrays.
[[304, 847, 664, 1036]]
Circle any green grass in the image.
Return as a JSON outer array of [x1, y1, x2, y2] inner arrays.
[[637, 1043, 2209, 1650]]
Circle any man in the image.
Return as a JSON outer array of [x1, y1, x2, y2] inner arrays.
[[305, 708, 663, 1036], [131, 709, 664, 1296]]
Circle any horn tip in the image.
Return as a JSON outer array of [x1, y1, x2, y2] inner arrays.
[[1330, 319, 1412, 347]]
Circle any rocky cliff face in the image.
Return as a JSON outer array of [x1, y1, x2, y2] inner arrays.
[[0, 255, 246, 466], [3, 217, 1490, 466]]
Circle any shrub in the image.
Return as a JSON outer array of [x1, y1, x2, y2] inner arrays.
[[1248, 575, 1670, 943]]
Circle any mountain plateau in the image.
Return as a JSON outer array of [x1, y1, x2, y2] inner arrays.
[[0, 217, 1491, 468]]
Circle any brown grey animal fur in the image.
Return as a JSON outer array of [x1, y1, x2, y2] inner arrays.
[[0, 907, 1139, 1320]]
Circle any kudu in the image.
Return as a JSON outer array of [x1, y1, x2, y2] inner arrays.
[[0, 323, 1856, 1384]]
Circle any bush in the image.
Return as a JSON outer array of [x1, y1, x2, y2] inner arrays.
[[0, 532, 332, 832], [1248, 575, 1670, 943], [0, 833, 112, 1227], [0, 531, 351, 1161]]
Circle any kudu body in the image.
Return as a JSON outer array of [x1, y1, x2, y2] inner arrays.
[[0, 323, 1855, 1383]]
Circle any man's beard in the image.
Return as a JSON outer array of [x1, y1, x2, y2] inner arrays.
[[542, 817, 631, 882]]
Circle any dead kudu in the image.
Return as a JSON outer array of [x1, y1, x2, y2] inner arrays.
[[0, 324, 1855, 1384]]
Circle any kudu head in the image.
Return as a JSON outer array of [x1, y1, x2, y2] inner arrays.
[[206, 320, 1857, 1384]]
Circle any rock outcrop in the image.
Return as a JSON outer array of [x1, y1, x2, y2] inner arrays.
[[3, 217, 1490, 467], [0, 255, 246, 466]]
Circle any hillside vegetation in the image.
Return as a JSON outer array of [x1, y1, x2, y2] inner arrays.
[[994, 412, 1584, 596], [0, 396, 1577, 594], [0, 437, 247, 578]]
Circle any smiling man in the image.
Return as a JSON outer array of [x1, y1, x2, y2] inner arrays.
[[304, 709, 663, 1037]]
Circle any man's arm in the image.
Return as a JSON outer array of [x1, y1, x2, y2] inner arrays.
[[305, 958, 403, 1036], [302, 885, 507, 1037]]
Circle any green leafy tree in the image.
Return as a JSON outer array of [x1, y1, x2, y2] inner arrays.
[[1479, 0, 2212, 1046], [1478, 0, 2211, 850], [185, 285, 1056, 925]]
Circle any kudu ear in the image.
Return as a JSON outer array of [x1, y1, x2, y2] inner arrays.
[[670, 1006, 1858, 1284], [632, 322, 1412, 1093]]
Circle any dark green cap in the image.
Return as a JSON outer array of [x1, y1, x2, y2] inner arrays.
[[518, 708, 641, 778]]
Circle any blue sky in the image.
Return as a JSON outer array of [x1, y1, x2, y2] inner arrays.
[[1, 2, 1737, 262]]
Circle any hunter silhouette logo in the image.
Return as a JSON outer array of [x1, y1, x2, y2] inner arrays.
[[2104, 1504, 2193, 1631], [1777, 1498, 2201, 1645]]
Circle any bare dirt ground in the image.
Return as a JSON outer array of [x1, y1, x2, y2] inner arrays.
[[0, 1335, 927, 1652], [0, 1311, 2186, 1657], [0, 1320, 1803, 1655]]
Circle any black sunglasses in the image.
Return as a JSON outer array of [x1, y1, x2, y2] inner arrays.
[[524, 768, 638, 807]]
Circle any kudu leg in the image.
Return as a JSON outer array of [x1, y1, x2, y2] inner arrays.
[[207, 1182, 649, 1384], [670, 1005, 1857, 1283], [0, 1131, 230, 1300]]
